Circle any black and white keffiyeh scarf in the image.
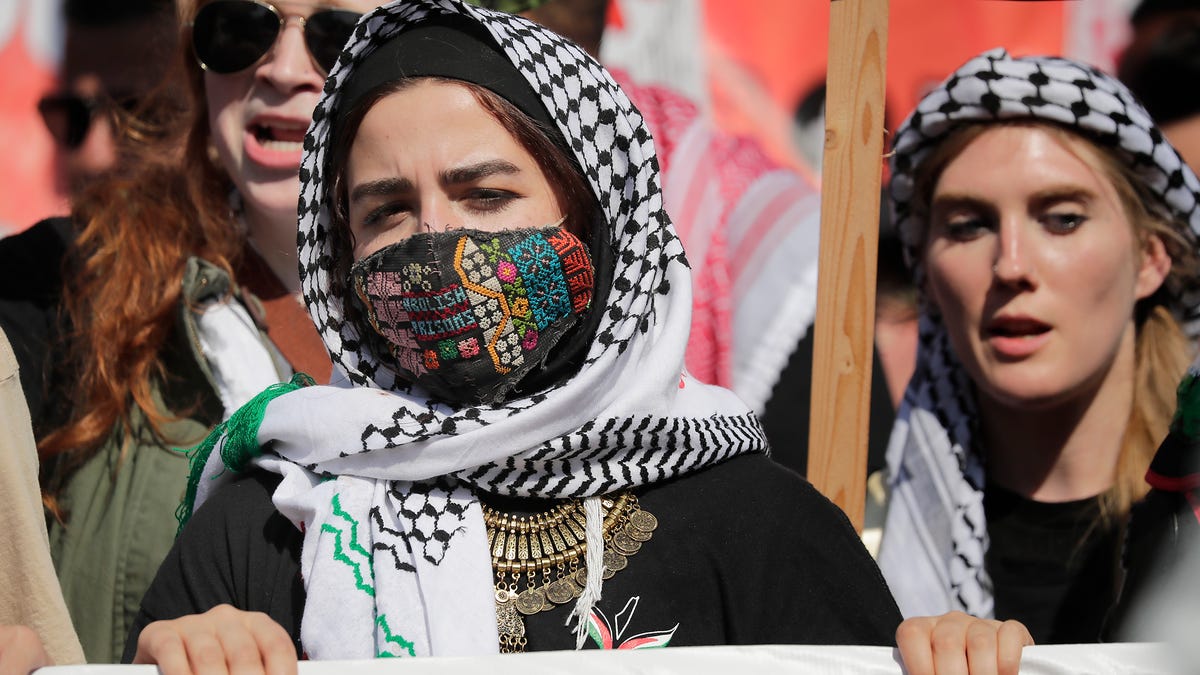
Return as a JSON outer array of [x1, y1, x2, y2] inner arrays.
[[187, 0, 765, 659], [878, 48, 1200, 619]]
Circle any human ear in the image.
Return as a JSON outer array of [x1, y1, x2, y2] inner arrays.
[[1135, 233, 1171, 300]]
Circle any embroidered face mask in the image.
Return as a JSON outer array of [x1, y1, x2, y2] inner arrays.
[[350, 225, 595, 405]]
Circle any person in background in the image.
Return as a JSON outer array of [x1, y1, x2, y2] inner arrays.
[[791, 82, 827, 175], [0, 326, 83, 670], [1118, 0, 1200, 173], [2, 0, 180, 432], [37, 0, 181, 197], [877, 47, 1200, 644], [24, 0, 377, 662]]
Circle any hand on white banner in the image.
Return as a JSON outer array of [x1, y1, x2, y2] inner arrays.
[[0, 625, 48, 675], [131, 604, 297, 675], [896, 611, 1034, 675]]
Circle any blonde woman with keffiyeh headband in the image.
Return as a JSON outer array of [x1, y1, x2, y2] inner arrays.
[[877, 47, 1200, 645], [107, 0, 990, 670]]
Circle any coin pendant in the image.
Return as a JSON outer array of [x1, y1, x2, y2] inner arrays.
[[629, 509, 658, 532], [626, 523, 652, 542], [566, 575, 584, 599], [612, 530, 642, 554], [516, 587, 547, 615], [603, 549, 628, 573], [545, 578, 575, 604]]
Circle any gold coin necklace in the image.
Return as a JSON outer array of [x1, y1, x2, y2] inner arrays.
[[483, 492, 658, 653]]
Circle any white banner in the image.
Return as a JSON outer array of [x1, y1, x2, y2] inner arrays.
[[38, 643, 1185, 675]]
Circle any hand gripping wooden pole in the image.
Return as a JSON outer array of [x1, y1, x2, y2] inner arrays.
[[806, 0, 889, 532]]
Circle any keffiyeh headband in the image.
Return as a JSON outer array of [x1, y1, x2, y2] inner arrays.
[[188, 0, 766, 660], [878, 48, 1200, 618], [890, 48, 1200, 270]]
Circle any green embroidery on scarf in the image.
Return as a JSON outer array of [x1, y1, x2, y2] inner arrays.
[[174, 372, 316, 535], [375, 615, 416, 658], [322, 493, 376, 597], [322, 496, 413, 657], [1171, 369, 1200, 438]]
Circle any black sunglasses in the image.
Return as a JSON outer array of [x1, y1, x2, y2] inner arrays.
[[37, 93, 139, 150], [192, 0, 360, 75]]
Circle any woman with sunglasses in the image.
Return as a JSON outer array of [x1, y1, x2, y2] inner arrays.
[[29, 0, 378, 663], [121, 3, 1034, 674]]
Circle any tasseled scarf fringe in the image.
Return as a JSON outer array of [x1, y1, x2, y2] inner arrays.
[[175, 372, 316, 535], [567, 495, 604, 649]]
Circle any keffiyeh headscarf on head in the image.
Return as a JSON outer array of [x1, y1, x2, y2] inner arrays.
[[877, 48, 1200, 619], [184, 0, 765, 659]]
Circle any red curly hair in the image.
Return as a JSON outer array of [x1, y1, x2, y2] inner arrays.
[[40, 0, 245, 502]]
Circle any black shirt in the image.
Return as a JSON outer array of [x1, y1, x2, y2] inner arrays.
[[125, 453, 901, 659], [984, 482, 1120, 644], [0, 217, 73, 430], [761, 328, 894, 478]]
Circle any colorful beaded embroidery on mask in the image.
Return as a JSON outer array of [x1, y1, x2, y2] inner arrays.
[[351, 225, 594, 404]]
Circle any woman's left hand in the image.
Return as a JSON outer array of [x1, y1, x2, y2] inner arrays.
[[896, 611, 1034, 675], [131, 604, 296, 675]]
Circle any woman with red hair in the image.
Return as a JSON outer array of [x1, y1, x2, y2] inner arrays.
[[25, 0, 378, 663]]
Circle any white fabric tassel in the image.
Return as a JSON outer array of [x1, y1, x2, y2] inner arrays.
[[566, 495, 605, 648]]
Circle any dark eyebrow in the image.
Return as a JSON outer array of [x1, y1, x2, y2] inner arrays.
[[932, 187, 1095, 215], [441, 159, 521, 185], [349, 176, 412, 206], [348, 160, 521, 205], [1029, 187, 1094, 210]]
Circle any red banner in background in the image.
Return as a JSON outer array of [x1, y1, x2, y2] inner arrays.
[[678, 0, 1133, 176], [0, 0, 1136, 236], [0, 0, 65, 234], [701, 0, 1078, 173]]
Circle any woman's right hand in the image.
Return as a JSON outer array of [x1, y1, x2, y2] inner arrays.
[[131, 604, 297, 675]]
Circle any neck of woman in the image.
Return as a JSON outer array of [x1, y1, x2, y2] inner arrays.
[[243, 206, 302, 294], [978, 330, 1138, 503]]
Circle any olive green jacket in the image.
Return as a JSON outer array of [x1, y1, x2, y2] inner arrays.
[[48, 258, 287, 663]]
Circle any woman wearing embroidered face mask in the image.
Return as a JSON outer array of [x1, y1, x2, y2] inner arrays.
[[123, 1, 917, 668], [21, 0, 378, 663], [878, 49, 1200, 646]]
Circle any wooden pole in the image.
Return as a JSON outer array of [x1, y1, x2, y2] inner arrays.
[[807, 0, 889, 532]]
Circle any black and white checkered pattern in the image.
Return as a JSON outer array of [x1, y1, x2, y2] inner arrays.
[[283, 0, 764, 531], [300, 0, 676, 393], [189, 0, 768, 657]]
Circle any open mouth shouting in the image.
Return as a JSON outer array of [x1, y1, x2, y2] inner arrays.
[[244, 116, 309, 170]]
